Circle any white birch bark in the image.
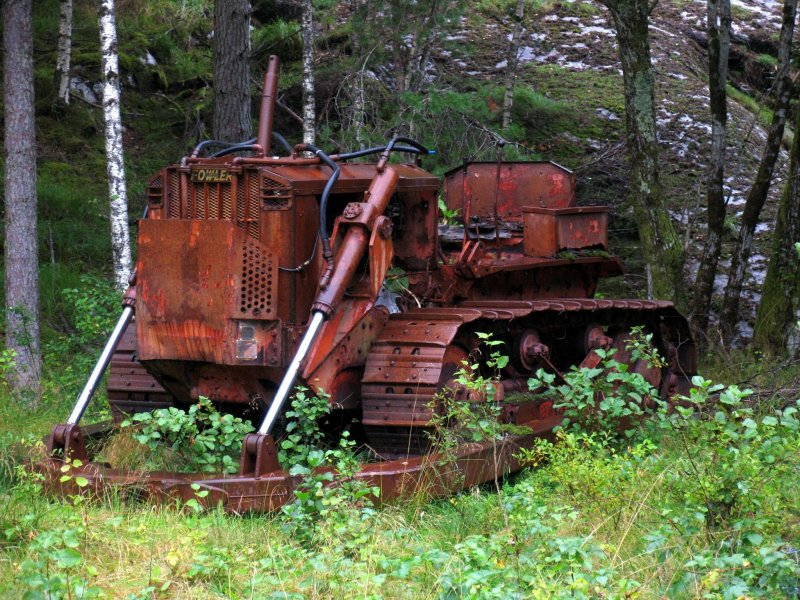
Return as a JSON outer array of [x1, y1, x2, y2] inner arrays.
[[301, 0, 316, 145], [502, 0, 526, 130], [99, 0, 132, 291], [350, 0, 367, 147], [54, 0, 73, 105]]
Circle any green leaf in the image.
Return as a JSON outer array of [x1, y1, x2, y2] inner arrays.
[[53, 547, 82, 568], [74, 476, 89, 488]]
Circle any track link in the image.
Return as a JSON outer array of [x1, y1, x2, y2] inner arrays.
[[107, 317, 175, 421], [361, 299, 696, 455]]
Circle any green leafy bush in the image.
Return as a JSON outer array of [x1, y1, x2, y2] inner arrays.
[[527, 331, 665, 444], [16, 521, 102, 599], [122, 397, 253, 474], [429, 332, 508, 455], [279, 388, 379, 549]]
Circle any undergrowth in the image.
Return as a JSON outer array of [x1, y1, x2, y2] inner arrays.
[[2, 284, 800, 598], [2, 351, 800, 597]]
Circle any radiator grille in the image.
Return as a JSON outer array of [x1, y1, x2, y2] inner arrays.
[[147, 173, 163, 208], [239, 239, 274, 317], [262, 174, 292, 210], [248, 174, 260, 239], [167, 168, 261, 240], [168, 170, 181, 219]]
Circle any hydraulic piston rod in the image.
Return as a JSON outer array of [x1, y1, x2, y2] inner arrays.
[[67, 306, 134, 425], [257, 311, 325, 435]]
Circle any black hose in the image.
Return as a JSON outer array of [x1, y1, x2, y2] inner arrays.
[[338, 144, 426, 161], [209, 144, 259, 158], [208, 132, 293, 158], [191, 138, 256, 157], [272, 131, 293, 154], [381, 136, 430, 159], [304, 143, 340, 288]]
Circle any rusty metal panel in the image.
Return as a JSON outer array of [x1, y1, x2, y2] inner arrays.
[[443, 162, 575, 220], [137, 220, 233, 363], [136, 220, 280, 367], [522, 206, 608, 257]]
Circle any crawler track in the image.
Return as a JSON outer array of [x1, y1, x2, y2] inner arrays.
[[361, 299, 695, 456]]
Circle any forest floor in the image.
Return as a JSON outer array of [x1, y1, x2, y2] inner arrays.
[[1, 350, 800, 598]]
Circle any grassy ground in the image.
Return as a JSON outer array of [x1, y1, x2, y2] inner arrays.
[[1, 350, 799, 599]]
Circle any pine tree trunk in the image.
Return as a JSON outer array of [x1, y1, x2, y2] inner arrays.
[[601, 0, 686, 307], [754, 104, 800, 355], [53, 0, 73, 106], [690, 0, 731, 345], [99, 0, 132, 292], [4, 0, 41, 399], [502, 0, 526, 130], [301, 0, 316, 145], [721, 0, 797, 342], [213, 0, 252, 143]]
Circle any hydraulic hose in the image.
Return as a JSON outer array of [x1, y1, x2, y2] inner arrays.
[[301, 143, 340, 289], [337, 144, 427, 161], [377, 136, 430, 171], [209, 132, 293, 158], [190, 138, 255, 158], [272, 131, 293, 154], [209, 142, 258, 158]]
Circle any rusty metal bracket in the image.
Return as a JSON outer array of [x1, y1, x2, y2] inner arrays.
[[239, 432, 280, 476], [46, 423, 88, 463]]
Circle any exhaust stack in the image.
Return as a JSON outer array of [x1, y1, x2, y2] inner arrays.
[[257, 55, 280, 157]]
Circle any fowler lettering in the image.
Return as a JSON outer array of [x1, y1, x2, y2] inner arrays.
[[191, 168, 233, 183]]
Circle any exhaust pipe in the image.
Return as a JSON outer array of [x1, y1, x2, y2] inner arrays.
[[257, 55, 280, 157]]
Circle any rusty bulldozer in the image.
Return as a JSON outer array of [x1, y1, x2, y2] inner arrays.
[[41, 56, 696, 512]]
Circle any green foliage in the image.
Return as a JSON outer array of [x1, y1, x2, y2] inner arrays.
[[252, 19, 302, 62], [122, 397, 254, 474], [429, 333, 509, 458], [278, 386, 329, 467], [437, 196, 461, 224], [511, 86, 569, 124], [664, 377, 799, 532], [41, 274, 120, 401], [16, 519, 102, 599], [383, 266, 411, 296], [727, 84, 773, 128], [0, 349, 17, 392], [279, 388, 379, 549], [528, 335, 665, 444]]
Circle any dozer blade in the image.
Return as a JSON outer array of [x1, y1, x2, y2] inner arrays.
[[35, 411, 561, 513]]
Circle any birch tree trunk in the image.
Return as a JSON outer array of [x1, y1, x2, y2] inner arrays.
[[502, 0, 526, 130], [721, 0, 797, 342], [600, 0, 686, 307], [754, 104, 800, 355], [4, 0, 41, 399], [99, 0, 132, 292], [349, 0, 372, 147], [213, 0, 252, 143], [53, 0, 73, 106], [301, 0, 316, 145], [690, 0, 731, 345]]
